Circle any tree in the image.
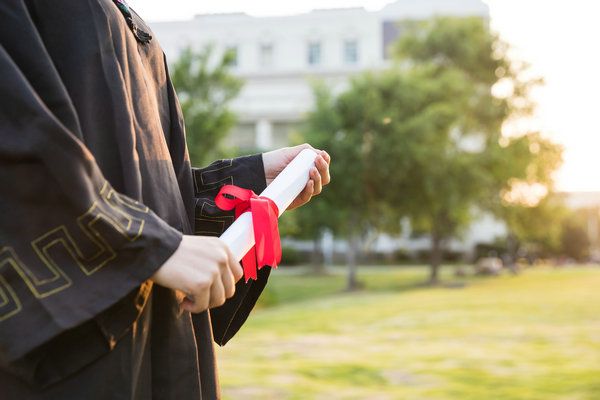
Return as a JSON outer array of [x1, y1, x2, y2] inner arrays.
[[388, 17, 563, 282], [170, 45, 243, 167], [499, 192, 568, 266], [302, 16, 563, 285], [560, 207, 594, 262], [294, 84, 361, 283], [561, 218, 591, 262]]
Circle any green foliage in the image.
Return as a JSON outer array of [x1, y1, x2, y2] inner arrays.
[[300, 16, 563, 280], [280, 246, 302, 266], [293, 84, 350, 238], [390, 17, 561, 239], [170, 45, 243, 166], [500, 193, 569, 256], [561, 222, 590, 261], [560, 209, 592, 261]]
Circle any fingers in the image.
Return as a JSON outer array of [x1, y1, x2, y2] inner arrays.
[[286, 150, 332, 210], [182, 285, 210, 313], [318, 150, 331, 165], [209, 278, 226, 309], [310, 167, 322, 195], [300, 179, 315, 206], [182, 267, 236, 312], [153, 235, 247, 314], [224, 242, 244, 283], [219, 249, 240, 300], [220, 262, 236, 299], [181, 298, 195, 312], [305, 153, 329, 199], [212, 241, 240, 306], [182, 267, 231, 312], [316, 153, 331, 186]]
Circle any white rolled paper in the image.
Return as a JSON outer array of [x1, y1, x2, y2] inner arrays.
[[219, 148, 318, 262]]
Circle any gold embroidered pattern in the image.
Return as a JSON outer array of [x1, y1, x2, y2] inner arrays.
[[194, 199, 234, 235], [0, 249, 24, 322], [0, 182, 150, 322], [193, 159, 233, 195], [193, 161, 235, 236]]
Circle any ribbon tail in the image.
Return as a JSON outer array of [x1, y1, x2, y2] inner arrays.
[[266, 202, 281, 268], [242, 248, 258, 283], [251, 199, 281, 269], [272, 208, 281, 268]]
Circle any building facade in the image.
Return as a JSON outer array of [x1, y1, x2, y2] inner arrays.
[[150, 0, 489, 151]]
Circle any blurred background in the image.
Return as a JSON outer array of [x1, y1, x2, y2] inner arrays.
[[132, 0, 599, 398]]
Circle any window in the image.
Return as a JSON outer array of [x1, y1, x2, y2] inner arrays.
[[260, 43, 274, 68], [307, 42, 321, 66], [344, 40, 358, 64]]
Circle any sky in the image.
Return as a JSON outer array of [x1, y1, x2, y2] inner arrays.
[[128, 0, 600, 192]]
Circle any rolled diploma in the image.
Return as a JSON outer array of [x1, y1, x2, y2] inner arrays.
[[219, 148, 318, 262]]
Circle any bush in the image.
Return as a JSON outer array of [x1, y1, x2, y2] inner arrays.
[[474, 243, 506, 260], [415, 249, 465, 263], [561, 223, 590, 262], [394, 249, 413, 263], [280, 246, 303, 266]]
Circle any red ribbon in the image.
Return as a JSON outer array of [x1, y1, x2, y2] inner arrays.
[[215, 185, 281, 282]]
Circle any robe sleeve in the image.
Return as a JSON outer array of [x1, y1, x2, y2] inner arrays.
[[0, 2, 182, 373], [190, 157, 272, 345]]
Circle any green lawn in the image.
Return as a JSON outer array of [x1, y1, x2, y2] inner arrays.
[[216, 266, 600, 399]]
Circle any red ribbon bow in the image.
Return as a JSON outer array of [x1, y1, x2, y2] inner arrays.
[[215, 185, 281, 282]]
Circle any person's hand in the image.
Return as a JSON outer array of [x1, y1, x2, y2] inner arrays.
[[262, 143, 331, 210], [150, 235, 243, 313]]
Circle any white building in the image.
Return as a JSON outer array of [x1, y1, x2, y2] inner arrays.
[[150, 0, 489, 151]]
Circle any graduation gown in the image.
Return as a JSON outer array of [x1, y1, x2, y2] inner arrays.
[[0, 1, 270, 398]]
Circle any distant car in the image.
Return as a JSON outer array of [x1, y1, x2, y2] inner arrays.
[[475, 257, 503, 275]]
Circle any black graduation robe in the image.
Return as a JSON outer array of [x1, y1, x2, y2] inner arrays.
[[0, 1, 270, 398]]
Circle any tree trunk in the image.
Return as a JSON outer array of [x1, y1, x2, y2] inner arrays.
[[346, 213, 360, 291], [506, 232, 519, 274], [311, 235, 325, 274], [429, 231, 442, 284]]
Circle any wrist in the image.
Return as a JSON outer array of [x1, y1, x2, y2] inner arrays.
[[262, 150, 276, 182]]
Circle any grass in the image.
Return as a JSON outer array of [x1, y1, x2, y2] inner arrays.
[[216, 265, 600, 399]]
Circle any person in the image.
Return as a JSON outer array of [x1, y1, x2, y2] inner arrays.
[[0, 1, 330, 399]]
